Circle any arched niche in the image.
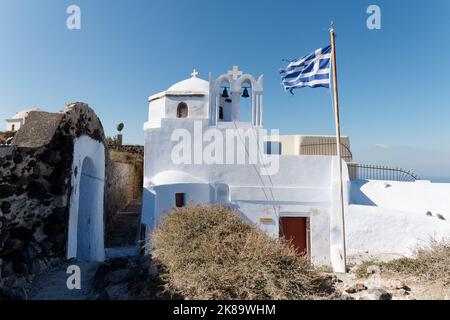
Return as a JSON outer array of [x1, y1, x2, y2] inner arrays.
[[67, 135, 105, 262], [176, 102, 188, 118]]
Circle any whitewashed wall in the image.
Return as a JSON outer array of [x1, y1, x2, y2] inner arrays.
[[351, 180, 450, 216], [142, 118, 350, 267], [67, 135, 105, 262], [5, 120, 23, 131], [348, 179, 450, 256]]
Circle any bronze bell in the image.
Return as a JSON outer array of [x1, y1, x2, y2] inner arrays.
[[221, 87, 229, 98], [242, 87, 250, 98]]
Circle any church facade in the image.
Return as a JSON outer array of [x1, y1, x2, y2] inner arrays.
[[141, 67, 348, 271]]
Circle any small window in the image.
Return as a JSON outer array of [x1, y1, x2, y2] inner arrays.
[[219, 106, 224, 120], [264, 141, 282, 155], [11, 124, 15, 131], [175, 193, 186, 207], [177, 102, 188, 118]]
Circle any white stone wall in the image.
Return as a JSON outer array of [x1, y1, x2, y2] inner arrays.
[[165, 96, 209, 119], [142, 118, 349, 268], [351, 179, 450, 216], [348, 179, 450, 256]]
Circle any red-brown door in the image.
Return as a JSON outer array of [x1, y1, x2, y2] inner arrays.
[[279, 217, 307, 256]]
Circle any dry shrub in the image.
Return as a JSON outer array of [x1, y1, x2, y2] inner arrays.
[[151, 205, 336, 300], [110, 150, 143, 166], [354, 259, 382, 279], [355, 239, 450, 285], [383, 239, 450, 285]]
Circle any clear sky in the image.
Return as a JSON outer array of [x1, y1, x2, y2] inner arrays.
[[1, 0, 449, 181]]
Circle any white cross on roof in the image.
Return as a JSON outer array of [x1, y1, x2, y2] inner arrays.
[[227, 66, 243, 80], [191, 69, 198, 78]]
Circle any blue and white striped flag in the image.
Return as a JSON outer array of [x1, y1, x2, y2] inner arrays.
[[280, 45, 331, 93]]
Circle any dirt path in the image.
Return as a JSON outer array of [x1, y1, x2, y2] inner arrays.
[[27, 261, 100, 300]]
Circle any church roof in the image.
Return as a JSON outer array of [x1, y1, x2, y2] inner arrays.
[[167, 76, 209, 94], [149, 74, 209, 102]]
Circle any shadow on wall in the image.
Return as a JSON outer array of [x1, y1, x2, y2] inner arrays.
[[349, 180, 377, 206]]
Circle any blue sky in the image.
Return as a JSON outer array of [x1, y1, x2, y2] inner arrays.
[[1, 0, 449, 181]]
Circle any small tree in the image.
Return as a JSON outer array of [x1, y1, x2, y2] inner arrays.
[[105, 135, 119, 147], [117, 123, 124, 133]]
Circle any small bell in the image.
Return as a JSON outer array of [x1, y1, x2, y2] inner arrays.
[[221, 87, 229, 98], [242, 87, 250, 98]]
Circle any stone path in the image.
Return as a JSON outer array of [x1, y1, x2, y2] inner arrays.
[[27, 261, 99, 300], [26, 199, 143, 300], [107, 200, 142, 247]]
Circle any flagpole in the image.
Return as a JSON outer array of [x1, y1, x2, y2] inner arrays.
[[330, 21, 347, 272]]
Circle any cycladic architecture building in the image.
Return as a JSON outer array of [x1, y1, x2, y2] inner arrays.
[[142, 67, 349, 271], [5, 108, 40, 132], [141, 67, 450, 271]]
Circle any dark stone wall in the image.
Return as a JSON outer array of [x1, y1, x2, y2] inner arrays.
[[0, 142, 73, 296], [0, 102, 107, 299], [0, 132, 15, 145]]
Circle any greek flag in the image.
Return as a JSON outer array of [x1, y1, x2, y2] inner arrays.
[[280, 45, 331, 93]]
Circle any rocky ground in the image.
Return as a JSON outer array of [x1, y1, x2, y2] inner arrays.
[[5, 252, 449, 300], [327, 253, 450, 300], [22, 255, 170, 300]]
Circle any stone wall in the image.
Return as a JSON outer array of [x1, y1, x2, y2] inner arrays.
[[0, 102, 106, 298], [0, 132, 15, 145], [109, 145, 144, 157], [105, 150, 143, 244]]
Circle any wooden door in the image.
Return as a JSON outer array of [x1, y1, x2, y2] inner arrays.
[[279, 217, 307, 256]]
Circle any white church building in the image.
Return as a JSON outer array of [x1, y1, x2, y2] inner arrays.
[[141, 67, 450, 272], [141, 67, 349, 271]]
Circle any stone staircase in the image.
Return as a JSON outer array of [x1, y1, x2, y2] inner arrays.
[[105, 200, 142, 257]]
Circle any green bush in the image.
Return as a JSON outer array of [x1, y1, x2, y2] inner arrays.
[[151, 205, 336, 300]]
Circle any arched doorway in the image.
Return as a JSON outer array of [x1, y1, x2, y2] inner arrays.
[[76, 157, 99, 260], [67, 135, 105, 262]]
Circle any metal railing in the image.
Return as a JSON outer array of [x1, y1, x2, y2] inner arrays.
[[299, 142, 353, 162], [347, 163, 419, 182]]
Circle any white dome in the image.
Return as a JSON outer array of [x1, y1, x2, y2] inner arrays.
[[149, 170, 207, 186], [11, 108, 40, 119], [167, 77, 209, 93]]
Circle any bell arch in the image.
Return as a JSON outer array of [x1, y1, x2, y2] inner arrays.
[[210, 68, 264, 126], [239, 77, 253, 123], [211, 75, 234, 123]]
